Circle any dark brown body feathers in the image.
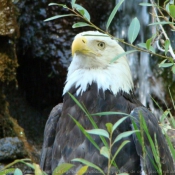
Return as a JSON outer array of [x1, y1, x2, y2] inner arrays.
[[40, 83, 174, 175]]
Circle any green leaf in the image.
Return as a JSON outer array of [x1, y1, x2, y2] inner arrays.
[[149, 21, 175, 26], [100, 146, 110, 159], [71, 0, 76, 8], [92, 111, 131, 116], [69, 93, 108, 148], [72, 22, 92, 28], [53, 163, 74, 175], [159, 63, 174, 68], [165, 133, 175, 160], [86, 129, 109, 138], [146, 38, 152, 50], [159, 59, 167, 65], [72, 158, 105, 175], [172, 65, 175, 74], [106, 123, 113, 134], [113, 130, 140, 145], [111, 140, 130, 164], [169, 5, 175, 18], [0, 168, 15, 175], [44, 14, 75, 22], [139, 3, 157, 6], [137, 43, 155, 53], [110, 50, 138, 63], [164, 39, 170, 55], [75, 166, 88, 175], [169, 112, 175, 128], [74, 4, 90, 21], [33, 163, 43, 175], [48, 3, 67, 8], [128, 17, 140, 44], [14, 168, 23, 175], [160, 109, 170, 123], [71, 116, 100, 150], [106, 0, 125, 30], [112, 117, 128, 133]]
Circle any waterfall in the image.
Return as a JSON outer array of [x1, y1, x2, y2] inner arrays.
[[114, 0, 165, 117]]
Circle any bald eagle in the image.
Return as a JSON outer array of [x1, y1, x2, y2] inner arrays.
[[40, 31, 174, 175]]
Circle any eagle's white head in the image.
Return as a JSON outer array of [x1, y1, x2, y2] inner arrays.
[[63, 31, 134, 96]]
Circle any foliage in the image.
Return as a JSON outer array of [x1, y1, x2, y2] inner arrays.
[[44, 0, 175, 74], [0, 159, 45, 175], [2, 0, 175, 175]]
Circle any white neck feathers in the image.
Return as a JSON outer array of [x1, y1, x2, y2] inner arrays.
[[63, 57, 134, 96]]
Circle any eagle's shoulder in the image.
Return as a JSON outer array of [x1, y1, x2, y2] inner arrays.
[[130, 107, 175, 175], [40, 103, 63, 174]]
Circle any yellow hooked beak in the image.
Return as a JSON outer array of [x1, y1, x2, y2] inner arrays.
[[71, 36, 89, 56]]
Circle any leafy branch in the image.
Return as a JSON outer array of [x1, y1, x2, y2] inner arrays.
[[44, 0, 175, 73]]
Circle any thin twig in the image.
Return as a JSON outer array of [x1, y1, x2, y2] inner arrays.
[[150, 0, 175, 60]]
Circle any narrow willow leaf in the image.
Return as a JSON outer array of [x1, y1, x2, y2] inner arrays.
[[128, 17, 140, 44], [159, 59, 167, 65], [106, 0, 124, 30], [164, 39, 170, 55], [106, 123, 113, 134], [149, 21, 174, 26], [113, 130, 140, 145], [33, 163, 43, 175], [19, 162, 34, 169], [169, 112, 175, 128], [160, 109, 170, 123], [71, 116, 100, 150], [111, 140, 130, 164], [44, 14, 74, 22], [111, 50, 138, 63], [172, 65, 175, 74], [131, 120, 142, 145], [0, 168, 15, 175], [165, 133, 175, 160], [14, 168, 23, 175], [48, 3, 67, 8], [86, 129, 109, 138], [137, 43, 155, 53], [71, 0, 76, 8], [112, 117, 128, 133], [139, 3, 157, 6], [139, 114, 158, 163], [92, 111, 131, 116], [154, 134, 162, 171], [74, 4, 90, 21], [68, 93, 87, 115], [118, 173, 129, 175], [169, 5, 175, 18], [146, 38, 152, 50], [159, 63, 174, 68], [53, 163, 74, 175], [72, 22, 92, 28], [72, 158, 105, 175], [100, 146, 110, 159], [75, 166, 88, 175], [69, 93, 108, 148]]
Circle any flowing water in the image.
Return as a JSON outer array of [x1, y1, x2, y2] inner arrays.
[[114, 0, 166, 117]]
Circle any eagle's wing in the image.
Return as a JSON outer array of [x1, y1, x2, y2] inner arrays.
[[130, 107, 174, 175], [40, 103, 63, 175]]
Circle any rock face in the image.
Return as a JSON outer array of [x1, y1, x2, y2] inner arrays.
[[0, 137, 27, 160]]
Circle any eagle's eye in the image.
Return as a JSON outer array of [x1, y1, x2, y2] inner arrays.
[[97, 42, 105, 50]]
